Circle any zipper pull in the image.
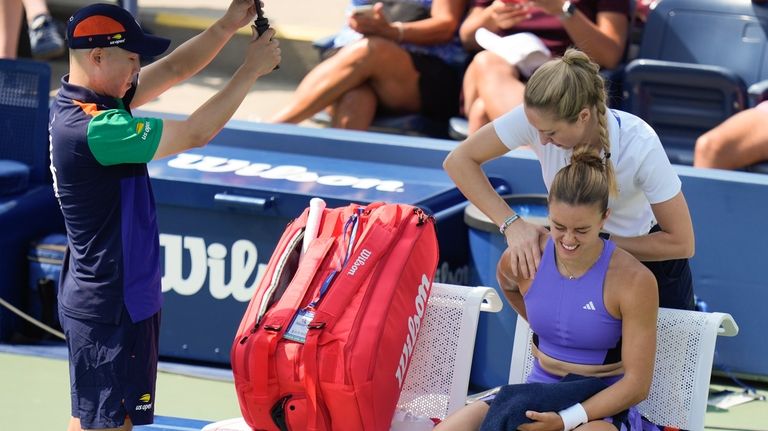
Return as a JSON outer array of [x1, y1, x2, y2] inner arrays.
[[239, 322, 259, 344], [414, 207, 426, 226], [413, 207, 435, 226]]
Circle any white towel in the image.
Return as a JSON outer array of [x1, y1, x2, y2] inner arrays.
[[474, 29, 551, 78]]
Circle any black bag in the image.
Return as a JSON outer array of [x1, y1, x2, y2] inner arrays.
[[381, 0, 431, 22]]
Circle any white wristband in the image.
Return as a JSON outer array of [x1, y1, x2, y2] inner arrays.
[[558, 403, 588, 431]]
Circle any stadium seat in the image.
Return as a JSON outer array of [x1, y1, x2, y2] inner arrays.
[[0, 58, 52, 184], [0, 58, 64, 342], [622, 0, 768, 166]]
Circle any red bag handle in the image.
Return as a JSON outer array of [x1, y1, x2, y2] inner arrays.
[[303, 213, 413, 430]]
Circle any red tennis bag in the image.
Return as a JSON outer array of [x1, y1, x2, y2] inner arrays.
[[231, 201, 439, 431]]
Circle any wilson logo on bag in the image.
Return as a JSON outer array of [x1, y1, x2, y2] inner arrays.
[[231, 201, 439, 431], [396, 273, 431, 388], [346, 248, 372, 276]]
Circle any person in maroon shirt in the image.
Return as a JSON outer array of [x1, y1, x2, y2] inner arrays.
[[460, 0, 629, 133]]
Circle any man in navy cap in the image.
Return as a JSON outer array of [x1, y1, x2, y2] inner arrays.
[[49, 2, 280, 430]]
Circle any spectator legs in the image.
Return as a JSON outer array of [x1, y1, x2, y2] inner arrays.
[[463, 51, 525, 134], [331, 83, 377, 130], [270, 37, 419, 129], [694, 107, 768, 170], [0, 0, 24, 58]]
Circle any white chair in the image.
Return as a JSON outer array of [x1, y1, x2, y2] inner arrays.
[[508, 308, 739, 431], [202, 283, 503, 431], [396, 283, 503, 420]]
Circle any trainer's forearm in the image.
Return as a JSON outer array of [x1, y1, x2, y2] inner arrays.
[[611, 231, 694, 262], [444, 152, 514, 227]]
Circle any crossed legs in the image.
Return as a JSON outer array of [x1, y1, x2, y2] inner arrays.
[[463, 50, 526, 133], [270, 36, 420, 130]]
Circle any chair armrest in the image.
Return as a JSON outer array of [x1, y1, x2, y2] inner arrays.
[[748, 79, 768, 106], [624, 59, 747, 120], [448, 117, 469, 141], [624, 59, 746, 93], [475, 287, 503, 313], [713, 312, 739, 337]]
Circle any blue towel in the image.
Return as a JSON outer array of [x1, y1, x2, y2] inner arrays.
[[479, 374, 608, 431]]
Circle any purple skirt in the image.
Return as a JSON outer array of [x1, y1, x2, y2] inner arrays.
[[605, 407, 662, 431]]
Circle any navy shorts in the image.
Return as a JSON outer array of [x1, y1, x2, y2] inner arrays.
[[643, 225, 695, 310], [59, 308, 160, 429]]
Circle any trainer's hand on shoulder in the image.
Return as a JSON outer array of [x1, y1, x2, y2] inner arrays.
[[221, 0, 260, 33], [242, 26, 281, 77], [504, 219, 548, 279]]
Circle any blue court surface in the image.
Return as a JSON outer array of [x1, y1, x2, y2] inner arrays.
[[136, 416, 211, 431]]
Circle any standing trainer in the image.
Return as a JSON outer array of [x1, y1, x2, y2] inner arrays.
[[49, 2, 280, 430], [444, 49, 695, 310]]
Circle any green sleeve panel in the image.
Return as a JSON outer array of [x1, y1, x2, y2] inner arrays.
[[87, 109, 163, 166]]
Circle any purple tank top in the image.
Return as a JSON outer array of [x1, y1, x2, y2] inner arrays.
[[524, 238, 622, 382]]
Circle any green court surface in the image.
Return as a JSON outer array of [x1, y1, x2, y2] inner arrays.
[[0, 351, 241, 430], [1, 351, 766, 430]]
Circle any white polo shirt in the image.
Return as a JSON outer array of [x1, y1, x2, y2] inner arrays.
[[493, 106, 681, 237]]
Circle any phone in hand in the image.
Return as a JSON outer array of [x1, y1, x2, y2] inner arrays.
[[499, 0, 532, 12], [500, 0, 528, 6], [351, 4, 375, 18]]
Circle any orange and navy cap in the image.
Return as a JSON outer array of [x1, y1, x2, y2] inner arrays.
[[66, 3, 170, 57]]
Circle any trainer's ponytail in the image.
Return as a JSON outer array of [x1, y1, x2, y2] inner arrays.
[[526, 48, 617, 196]]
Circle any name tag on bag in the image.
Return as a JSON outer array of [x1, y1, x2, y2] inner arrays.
[[283, 309, 316, 343]]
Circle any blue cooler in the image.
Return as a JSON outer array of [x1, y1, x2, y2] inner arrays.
[[464, 194, 548, 390], [149, 140, 508, 364]]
